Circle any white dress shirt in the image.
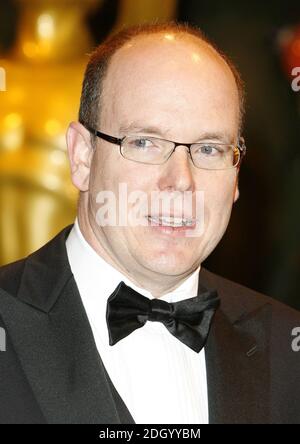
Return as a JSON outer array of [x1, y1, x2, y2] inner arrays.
[[66, 219, 209, 424]]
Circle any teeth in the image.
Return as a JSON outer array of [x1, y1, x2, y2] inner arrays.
[[148, 216, 195, 227]]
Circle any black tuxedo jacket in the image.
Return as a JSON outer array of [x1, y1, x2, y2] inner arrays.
[[0, 225, 300, 424]]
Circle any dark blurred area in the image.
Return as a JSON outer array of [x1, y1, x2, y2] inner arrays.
[[0, 0, 299, 309], [179, 0, 300, 310]]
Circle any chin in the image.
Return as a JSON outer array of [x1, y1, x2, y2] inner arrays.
[[141, 251, 196, 276]]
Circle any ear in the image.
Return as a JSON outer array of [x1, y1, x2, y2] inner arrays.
[[233, 169, 240, 203], [66, 121, 94, 192]]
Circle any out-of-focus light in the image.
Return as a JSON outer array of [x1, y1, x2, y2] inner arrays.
[[4, 113, 22, 129], [37, 14, 55, 40], [2, 113, 24, 150], [50, 149, 66, 166], [45, 119, 61, 136], [9, 87, 25, 105], [0, 67, 6, 91], [22, 41, 38, 58], [43, 174, 61, 191], [55, 134, 67, 151]]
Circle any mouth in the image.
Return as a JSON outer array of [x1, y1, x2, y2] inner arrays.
[[147, 215, 197, 230]]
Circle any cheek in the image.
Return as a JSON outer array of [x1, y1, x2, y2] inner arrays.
[[207, 185, 235, 209], [89, 154, 157, 222], [109, 160, 158, 200], [201, 173, 237, 225], [89, 148, 123, 194]]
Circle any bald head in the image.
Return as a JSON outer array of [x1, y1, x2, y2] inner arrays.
[[100, 33, 240, 145], [79, 23, 245, 135]]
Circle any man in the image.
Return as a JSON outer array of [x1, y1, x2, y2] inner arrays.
[[0, 22, 299, 424]]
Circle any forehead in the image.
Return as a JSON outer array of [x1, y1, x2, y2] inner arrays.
[[100, 34, 239, 137]]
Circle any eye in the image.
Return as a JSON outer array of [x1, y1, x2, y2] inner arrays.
[[131, 138, 154, 149], [197, 144, 221, 156]]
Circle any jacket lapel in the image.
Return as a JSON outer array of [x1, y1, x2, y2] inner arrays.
[[0, 226, 134, 424], [203, 286, 272, 424]]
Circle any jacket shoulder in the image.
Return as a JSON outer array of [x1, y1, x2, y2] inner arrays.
[[0, 224, 73, 300], [201, 267, 300, 322], [0, 259, 26, 298]]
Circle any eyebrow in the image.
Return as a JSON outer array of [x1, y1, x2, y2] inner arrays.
[[119, 123, 233, 144], [119, 123, 170, 138], [195, 132, 233, 144]]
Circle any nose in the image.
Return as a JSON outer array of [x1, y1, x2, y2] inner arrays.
[[157, 145, 195, 193]]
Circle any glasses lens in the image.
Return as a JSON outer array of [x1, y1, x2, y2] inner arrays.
[[121, 136, 173, 164], [191, 143, 240, 170]]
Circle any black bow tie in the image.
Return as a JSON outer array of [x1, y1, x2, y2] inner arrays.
[[106, 281, 220, 353]]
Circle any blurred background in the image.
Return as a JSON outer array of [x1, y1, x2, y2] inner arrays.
[[0, 0, 299, 309]]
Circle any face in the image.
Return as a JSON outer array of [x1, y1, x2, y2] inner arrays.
[[68, 34, 240, 287]]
